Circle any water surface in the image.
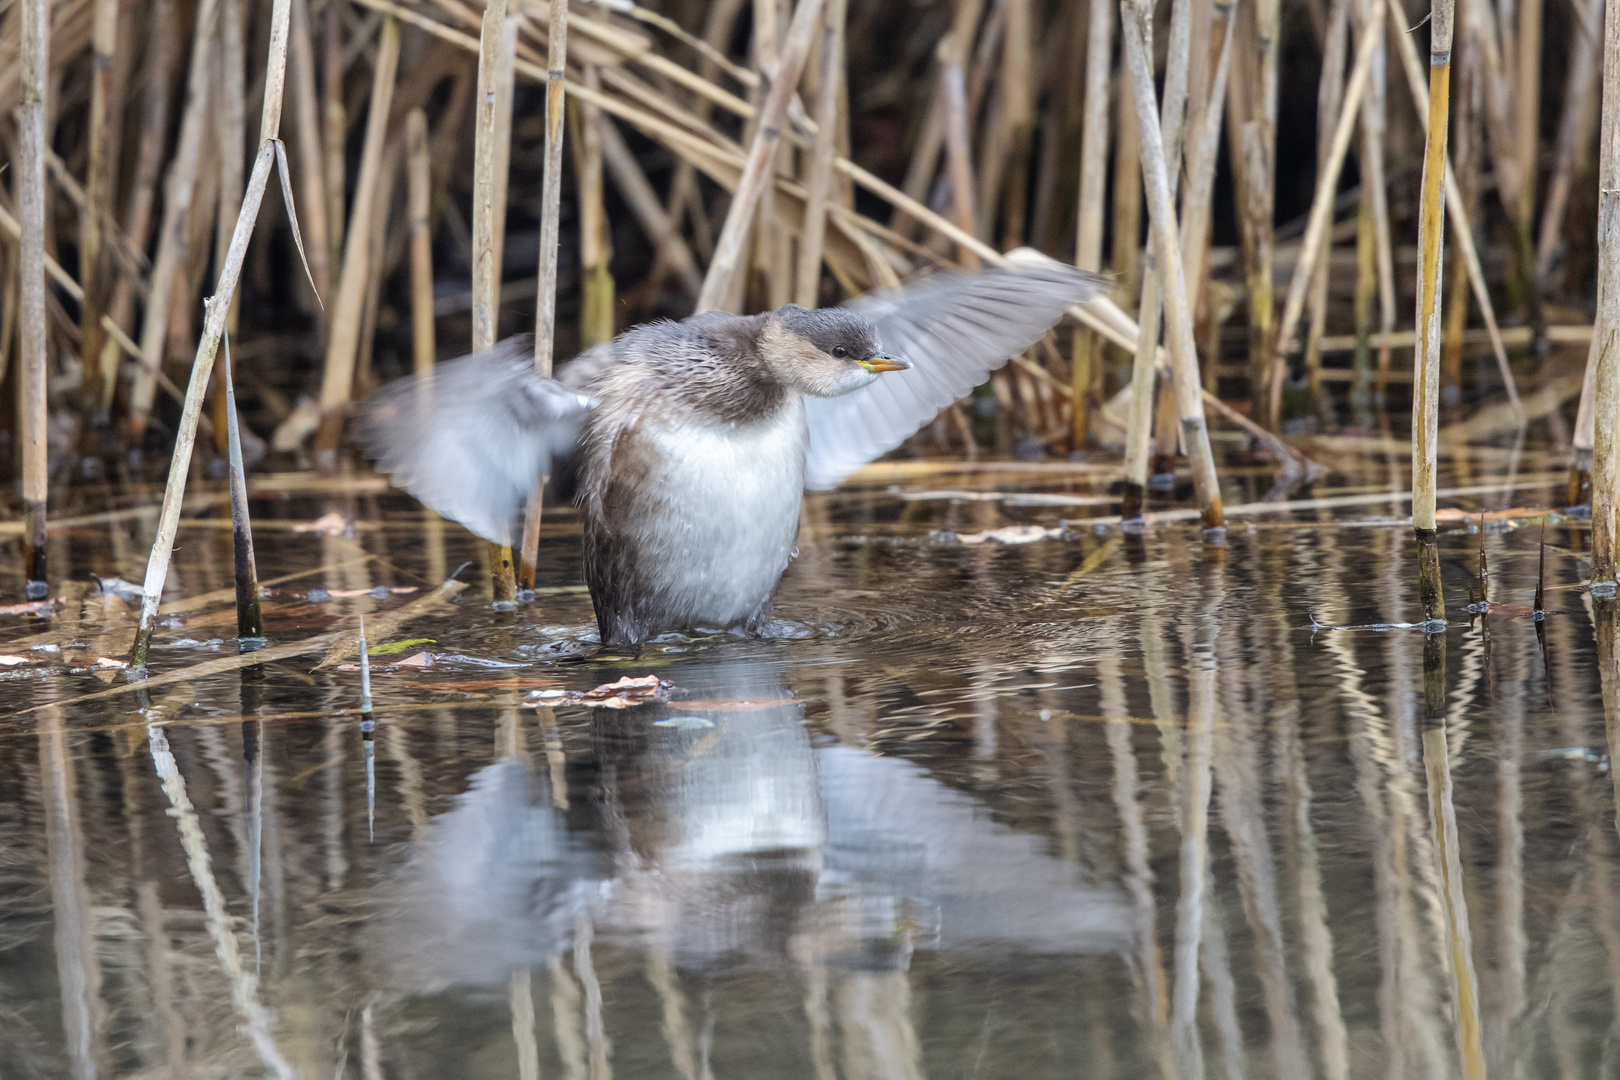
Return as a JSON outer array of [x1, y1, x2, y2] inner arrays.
[[2, 445, 1617, 1079]]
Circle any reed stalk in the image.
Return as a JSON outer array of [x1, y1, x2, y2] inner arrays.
[[1387, 1, 1521, 419], [1413, 0, 1453, 622], [1534, 0, 1601, 287], [938, 40, 979, 267], [1275, 3, 1383, 371], [1121, 0, 1224, 534], [516, 0, 570, 592], [599, 120, 703, 295], [96, 0, 176, 420], [407, 109, 436, 383], [1123, 0, 1194, 519], [1590, 0, 1620, 588], [575, 66, 615, 349], [1112, 71, 1142, 307], [314, 14, 401, 462], [222, 336, 265, 640], [289, 0, 333, 334], [1226, 0, 1279, 424], [1305, 0, 1348, 413], [1070, 0, 1114, 450], [696, 0, 826, 312], [795, 0, 846, 305], [77, 0, 123, 416], [17, 0, 48, 599], [324, 0, 346, 273], [1178, 0, 1234, 293], [465, 0, 519, 603], [130, 0, 221, 440]]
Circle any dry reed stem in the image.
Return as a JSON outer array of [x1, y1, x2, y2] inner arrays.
[[130, 0, 221, 437], [17, 0, 47, 596], [1412, 0, 1453, 564], [216, 0, 247, 345], [794, 0, 844, 305], [131, 141, 281, 668], [1590, 0, 1620, 584], [1358, 0, 1396, 406], [472, 0, 515, 352], [1124, 0, 1194, 512], [517, 0, 570, 591], [323, 0, 346, 272], [289, 0, 332, 329], [938, 45, 978, 266], [599, 119, 703, 294], [1121, 0, 1224, 532], [695, 0, 827, 312], [96, 0, 175, 417], [1305, 0, 1347, 406], [1386, 2, 1519, 418], [1274, 1, 1383, 376], [1178, 0, 1234, 306], [1112, 70, 1142, 302], [1070, 0, 1114, 447], [407, 109, 435, 383], [77, 0, 122, 410], [576, 65, 615, 348], [1513, 0, 1542, 242], [472, 0, 520, 604], [1535, 0, 1602, 284], [314, 14, 401, 460]]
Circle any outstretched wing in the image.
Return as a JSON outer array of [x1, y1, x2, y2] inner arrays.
[[357, 337, 596, 545], [802, 259, 1109, 489]]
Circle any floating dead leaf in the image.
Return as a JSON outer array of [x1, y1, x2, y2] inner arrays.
[[1434, 506, 1552, 524], [936, 525, 1065, 545], [336, 650, 436, 672], [582, 674, 670, 709], [292, 512, 352, 537], [322, 586, 420, 599], [89, 657, 127, 670], [0, 600, 57, 616], [0, 655, 36, 666], [666, 697, 796, 713]]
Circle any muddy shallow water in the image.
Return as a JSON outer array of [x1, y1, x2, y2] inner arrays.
[[2, 442, 1618, 1079]]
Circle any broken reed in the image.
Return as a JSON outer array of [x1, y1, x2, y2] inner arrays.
[[1413, 0, 1453, 624]]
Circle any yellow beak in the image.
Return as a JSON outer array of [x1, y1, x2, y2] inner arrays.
[[858, 353, 911, 373]]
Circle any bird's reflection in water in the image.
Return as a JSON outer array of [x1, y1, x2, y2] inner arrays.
[[383, 663, 1129, 997]]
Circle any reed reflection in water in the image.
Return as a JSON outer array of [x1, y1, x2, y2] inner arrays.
[[2, 473, 1620, 1078]]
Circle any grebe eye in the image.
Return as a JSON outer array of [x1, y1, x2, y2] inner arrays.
[[832, 345, 848, 358]]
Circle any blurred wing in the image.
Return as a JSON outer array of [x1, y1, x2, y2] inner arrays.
[[357, 338, 596, 545], [802, 261, 1109, 489]]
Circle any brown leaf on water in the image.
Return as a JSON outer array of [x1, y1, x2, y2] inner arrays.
[[581, 674, 670, 709], [1434, 506, 1551, 524], [291, 512, 352, 537], [666, 697, 796, 713], [0, 601, 57, 616], [334, 650, 436, 672], [89, 657, 128, 670]]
